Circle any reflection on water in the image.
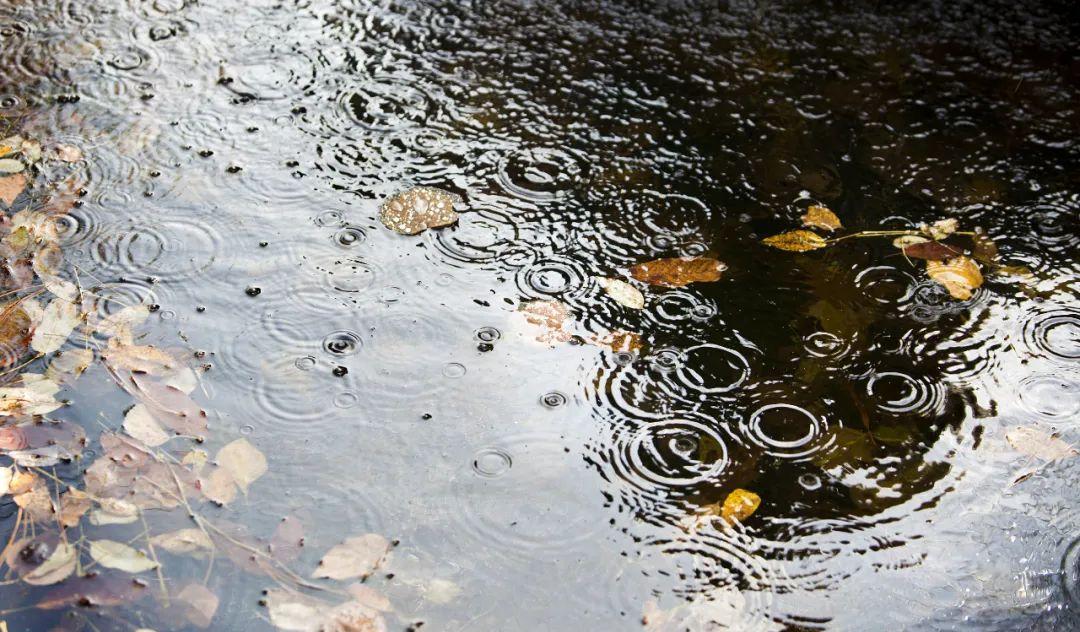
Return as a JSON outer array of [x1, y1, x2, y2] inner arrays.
[[1, 0, 1079, 629]]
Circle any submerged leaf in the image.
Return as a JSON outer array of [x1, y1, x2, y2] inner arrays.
[[596, 277, 645, 309], [151, 529, 214, 558], [629, 256, 726, 287], [1006, 427, 1077, 461], [762, 230, 828, 252], [216, 438, 268, 493], [89, 539, 159, 573], [31, 297, 82, 354], [720, 488, 761, 525], [123, 404, 171, 447], [379, 187, 460, 235], [23, 541, 77, 586], [902, 240, 963, 261], [0, 173, 27, 206], [801, 205, 842, 232], [926, 256, 983, 300], [313, 534, 391, 580], [177, 583, 219, 628]]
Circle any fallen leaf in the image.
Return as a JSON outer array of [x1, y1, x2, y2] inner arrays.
[[596, 277, 645, 309], [801, 205, 842, 232], [892, 235, 929, 249], [347, 584, 392, 611], [0, 382, 63, 417], [926, 256, 983, 300], [123, 404, 170, 447], [21, 139, 41, 163], [58, 489, 92, 528], [23, 541, 76, 586], [1006, 427, 1077, 461], [89, 539, 159, 573], [151, 529, 214, 558], [95, 304, 150, 340], [518, 300, 573, 344], [379, 187, 460, 235], [902, 241, 963, 261], [45, 348, 94, 383], [90, 498, 140, 525], [0, 173, 27, 206], [37, 573, 148, 610], [0, 301, 32, 369], [720, 488, 761, 525], [31, 297, 81, 354], [761, 230, 828, 252], [216, 438, 267, 493], [629, 256, 727, 286], [54, 145, 83, 162], [972, 231, 999, 264], [265, 589, 388, 632], [0, 158, 24, 174], [591, 330, 643, 354], [920, 218, 959, 240], [177, 583, 219, 628], [270, 515, 305, 563], [0, 135, 23, 156], [0, 466, 11, 495], [103, 338, 179, 375], [199, 466, 238, 505], [313, 534, 390, 580], [13, 476, 56, 522]]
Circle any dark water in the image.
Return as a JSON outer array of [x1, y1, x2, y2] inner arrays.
[[1, 0, 1079, 630]]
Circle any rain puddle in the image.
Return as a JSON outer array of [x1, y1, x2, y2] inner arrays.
[[1, 0, 1079, 630]]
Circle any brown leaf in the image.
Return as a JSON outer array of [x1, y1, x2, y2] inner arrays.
[[177, 583, 219, 628], [313, 534, 390, 580], [151, 529, 215, 559], [629, 256, 727, 287], [0, 173, 27, 207], [0, 301, 32, 369], [892, 235, 929, 249], [926, 256, 983, 300], [801, 205, 842, 232], [379, 187, 460, 235], [1006, 427, 1077, 461], [902, 241, 963, 261], [761, 230, 828, 252], [216, 438, 267, 493], [590, 330, 643, 354]]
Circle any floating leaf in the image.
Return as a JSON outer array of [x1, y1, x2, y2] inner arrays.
[[920, 218, 959, 240], [24, 542, 77, 586], [58, 489, 92, 528], [89, 539, 159, 573], [0, 381, 63, 417], [0, 301, 32, 369], [762, 230, 828, 252], [37, 573, 148, 610], [265, 589, 388, 632], [21, 139, 41, 163], [926, 256, 983, 300], [151, 529, 214, 558], [0, 135, 22, 156], [54, 145, 83, 162], [45, 348, 94, 384], [892, 235, 929, 249], [177, 583, 219, 628], [721, 488, 761, 525], [629, 256, 727, 287], [591, 330, 643, 354], [31, 297, 81, 354], [801, 205, 842, 232], [313, 534, 390, 580], [103, 338, 179, 375], [199, 466, 238, 505], [123, 404, 170, 447], [0, 173, 27, 206], [596, 277, 645, 309], [518, 300, 573, 344], [216, 438, 267, 493], [1006, 427, 1077, 461], [90, 498, 140, 525], [902, 241, 963, 261], [379, 187, 460, 235], [0, 158, 24, 173]]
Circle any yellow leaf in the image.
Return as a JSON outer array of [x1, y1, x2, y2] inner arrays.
[[801, 205, 842, 232], [762, 230, 828, 252], [596, 277, 645, 309], [920, 218, 959, 240], [926, 256, 983, 300], [720, 488, 761, 525]]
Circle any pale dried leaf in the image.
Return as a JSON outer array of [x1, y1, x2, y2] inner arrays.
[[0, 465, 12, 496], [58, 489, 92, 528], [1006, 427, 1077, 461], [46, 348, 94, 383], [0, 173, 27, 206], [313, 534, 390, 580], [54, 145, 83, 162], [96, 304, 150, 340], [177, 583, 219, 628], [379, 187, 460, 235], [216, 438, 267, 493], [123, 404, 170, 447], [151, 529, 214, 558], [0, 158, 25, 173], [596, 277, 645, 309], [266, 590, 326, 631], [90, 498, 140, 525], [88, 539, 159, 573], [518, 300, 573, 344], [893, 235, 929, 249], [23, 541, 76, 586], [801, 205, 842, 232], [31, 297, 81, 354], [920, 218, 959, 240], [199, 466, 238, 505]]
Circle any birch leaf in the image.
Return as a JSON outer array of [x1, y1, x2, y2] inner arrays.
[[926, 256, 983, 300], [177, 583, 219, 628], [54, 145, 83, 162], [123, 404, 171, 447], [762, 230, 828, 252], [801, 205, 842, 231], [217, 438, 267, 493], [313, 534, 391, 580], [31, 297, 81, 354], [23, 541, 77, 586], [1006, 427, 1078, 461], [596, 277, 645, 309], [151, 529, 214, 558], [893, 235, 929, 249], [89, 539, 159, 573]]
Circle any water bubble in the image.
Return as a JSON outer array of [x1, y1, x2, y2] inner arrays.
[[294, 356, 316, 371], [649, 348, 685, 372], [314, 210, 345, 227], [333, 392, 360, 409], [239, 424, 255, 435], [798, 473, 822, 490], [332, 365, 349, 377], [613, 351, 637, 367], [378, 285, 405, 303], [540, 392, 567, 408], [322, 330, 362, 356], [474, 326, 501, 343], [442, 362, 466, 378], [472, 448, 512, 478], [333, 225, 367, 247]]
